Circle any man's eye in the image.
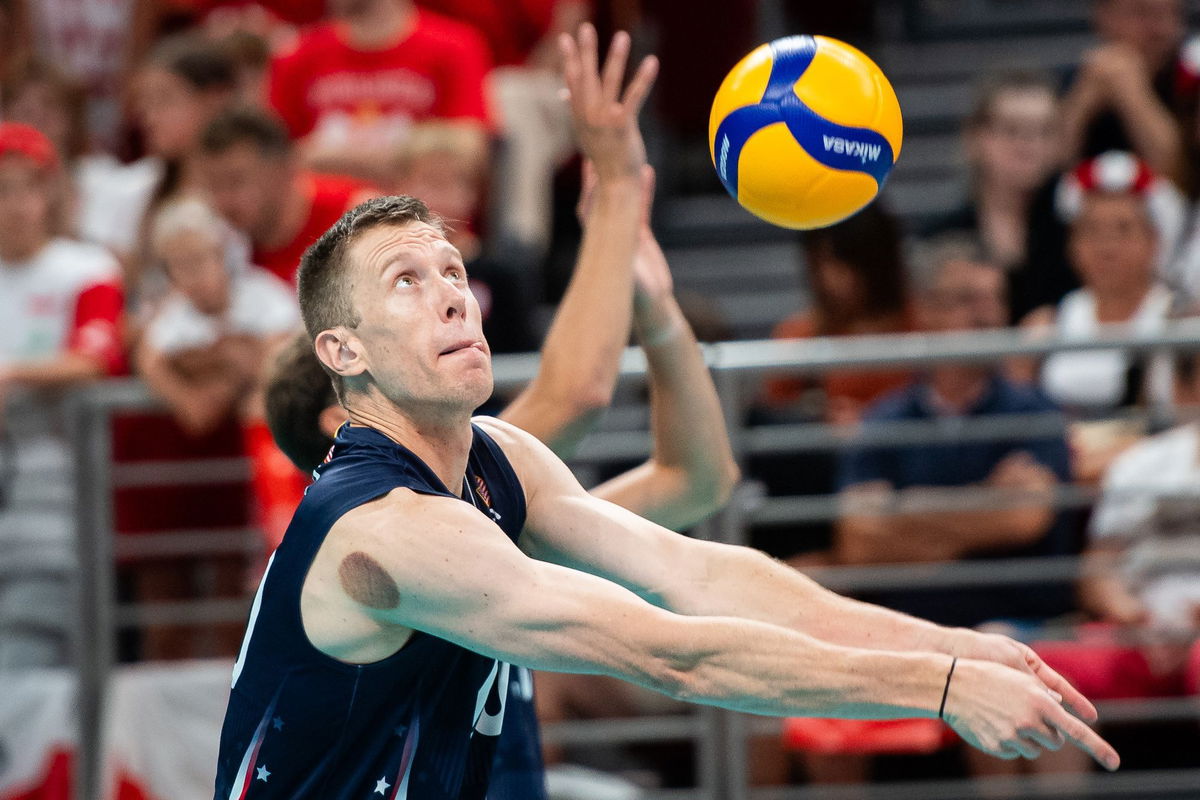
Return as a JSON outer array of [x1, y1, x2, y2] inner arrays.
[[448, 268, 464, 281], [396, 275, 415, 288]]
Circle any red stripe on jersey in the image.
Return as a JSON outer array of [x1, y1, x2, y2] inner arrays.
[[68, 280, 124, 375]]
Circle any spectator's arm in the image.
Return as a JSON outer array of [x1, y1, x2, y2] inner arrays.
[[836, 452, 1059, 564], [135, 342, 249, 436], [1078, 542, 1146, 624], [1061, 45, 1184, 182], [589, 233, 740, 529]]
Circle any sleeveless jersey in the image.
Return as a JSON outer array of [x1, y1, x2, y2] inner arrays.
[[214, 421, 545, 799]]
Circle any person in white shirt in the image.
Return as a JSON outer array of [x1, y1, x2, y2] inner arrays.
[[0, 122, 124, 668]]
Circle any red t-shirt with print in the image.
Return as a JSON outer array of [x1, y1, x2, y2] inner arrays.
[[253, 171, 373, 284], [268, 10, 492, 147]]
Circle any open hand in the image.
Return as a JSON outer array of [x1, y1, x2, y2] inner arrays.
[[559, 24, 658, 182]]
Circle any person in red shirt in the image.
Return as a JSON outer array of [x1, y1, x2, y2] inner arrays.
[[267, 0, 491, 185], [417, 0, 587, 68], [199, 107, 378, 283]]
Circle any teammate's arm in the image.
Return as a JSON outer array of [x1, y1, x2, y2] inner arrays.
[[481, 416, 1100, 724], [589, 230, 740, 529], [310, 482, 1118, 768]]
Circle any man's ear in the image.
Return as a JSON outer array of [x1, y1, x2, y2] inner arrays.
[[314, 328, 367, 379]]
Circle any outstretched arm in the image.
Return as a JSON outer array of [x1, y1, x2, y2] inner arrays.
[[481, 415, 1100, 724], [590, 230, 740, 529], [500, 26, 656, 456], [306, 448, 1118, 767]]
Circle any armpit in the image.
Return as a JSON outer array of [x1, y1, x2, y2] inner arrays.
[[339, 551, 401, 610]]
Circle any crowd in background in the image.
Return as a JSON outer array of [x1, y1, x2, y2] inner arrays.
[[0, 0, 1199, 790]]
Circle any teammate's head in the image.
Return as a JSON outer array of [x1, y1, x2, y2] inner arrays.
[[136, 34, 237, 159], [965, 71, 1059, 194], [151, 197, 239, 315], [1093, 0, 1183, 70], [910, 234, 1007, 334], [298, 196, 492, 413], [0, 122, 59, 262], [393, 122, 489, 225], [265, 332, 347, 472], [199, 108, 295, 241]]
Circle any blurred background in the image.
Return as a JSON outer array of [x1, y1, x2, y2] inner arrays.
[[1, 0, 1199, 798]]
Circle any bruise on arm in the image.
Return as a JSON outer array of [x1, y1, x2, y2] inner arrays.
[[339, 551, 401, 610]]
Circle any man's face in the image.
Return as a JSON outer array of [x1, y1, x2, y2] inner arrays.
[[0, 156, 52, 261], [202, 143, 290, 241], [340, 221, 492, 413], [1096, 0, 1184, 68], [1068, 192, 1157, 296], [921, 258, 1008, 333]]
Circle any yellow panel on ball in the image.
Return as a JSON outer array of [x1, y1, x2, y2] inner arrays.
[[709, 34, 903, 229], [793, 36, 902, 157], [736, 122, 879, 229]]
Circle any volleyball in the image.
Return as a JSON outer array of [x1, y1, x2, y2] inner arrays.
[[709, 35, 903, 229]]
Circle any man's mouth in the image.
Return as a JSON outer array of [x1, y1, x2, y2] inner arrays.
[[439, 340, 484, 356]]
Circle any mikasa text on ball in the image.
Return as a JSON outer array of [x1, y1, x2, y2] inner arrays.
[[709, 35, 903, 229]]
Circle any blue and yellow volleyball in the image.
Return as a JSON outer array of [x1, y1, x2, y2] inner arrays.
[[709, 35, 903, 229]]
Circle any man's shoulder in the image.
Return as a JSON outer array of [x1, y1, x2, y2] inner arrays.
[[274, 21, 343, 63], [38, 238, 120, 288], [861, 383, 923, 422]]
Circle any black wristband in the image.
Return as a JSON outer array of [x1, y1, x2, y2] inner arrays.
[[938, 656, 958, 721]]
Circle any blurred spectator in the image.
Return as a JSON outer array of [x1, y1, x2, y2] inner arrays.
[[129, 32, 237, 297], [417, 0, 589, 261], [2, 60, 161, 261], [0, 0, 31, 91], [135, 197, 296, 436], [1020, 154, 1178, 482], [925, 71, 1061, 279], [836, 235, 1077, 628], [267, 0, 491, 185], [0, 123, 124, 668], [392, 121, 538, 353], [132, 197, 296, 658], [1009, 346, 1200, 778], [1061, 0, 1193, 186], [199, 106, 375, 283], [24, 0, 135, 149], [761, 204, 913, 425]]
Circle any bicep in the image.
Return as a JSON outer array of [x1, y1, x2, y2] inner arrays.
[[332, 491, 686, 690]]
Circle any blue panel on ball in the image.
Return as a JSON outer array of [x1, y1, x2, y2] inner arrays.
[[712, 34, 893, 202]]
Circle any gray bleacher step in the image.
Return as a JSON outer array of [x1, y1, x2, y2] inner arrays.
[[878, 31, 1093, 82]]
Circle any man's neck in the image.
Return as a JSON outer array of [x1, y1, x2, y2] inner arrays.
[[975, 180, 1027, 216], [0, 239, 47, 265], [927, 367, 991, 415], [347, 394, 475, 493], [343, 0, 415, 50], [1093, 282, 1152, 323]]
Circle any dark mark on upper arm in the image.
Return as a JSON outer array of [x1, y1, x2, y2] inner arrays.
[[339, 551, 401, 610]]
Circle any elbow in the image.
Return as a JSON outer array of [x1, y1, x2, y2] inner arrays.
[[643, 647, 708, 704]]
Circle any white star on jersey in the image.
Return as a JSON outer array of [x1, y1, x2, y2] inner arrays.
[[374, 777, 391, 794], [256, 765, 271, 782]]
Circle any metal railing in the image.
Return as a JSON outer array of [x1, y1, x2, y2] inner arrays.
[[64, 321, 1200, 800]]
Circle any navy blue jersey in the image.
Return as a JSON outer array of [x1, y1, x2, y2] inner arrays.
[[215, 421, 546, 799]]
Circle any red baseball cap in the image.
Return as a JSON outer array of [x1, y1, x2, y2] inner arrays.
[[0, 123, 59, 171]]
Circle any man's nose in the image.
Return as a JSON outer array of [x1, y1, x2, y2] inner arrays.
[[440, 279, 468, 322]]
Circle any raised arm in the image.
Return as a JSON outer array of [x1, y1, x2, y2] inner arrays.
[[304, 450, 1118, 767], [499, 25, 656, 456], [588, 194, 740, 529]]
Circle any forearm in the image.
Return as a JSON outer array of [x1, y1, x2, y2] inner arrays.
[[502, 177, 641, 456], [139, 355, 242, 435], [1111, 89, 1184, 181], [668, 541, 954, 656], [591, 294, 738, 528]]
